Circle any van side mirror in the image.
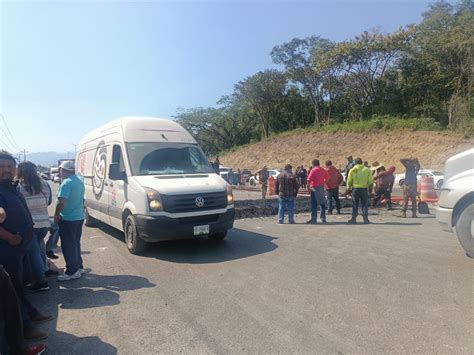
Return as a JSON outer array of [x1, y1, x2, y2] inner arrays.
[[109, 163, 127, 181]]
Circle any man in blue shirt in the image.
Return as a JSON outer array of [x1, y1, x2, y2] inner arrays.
[[0, 151, 51, 343], [54, 161, 85, 281]]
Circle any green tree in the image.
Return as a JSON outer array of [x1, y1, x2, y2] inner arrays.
[[233, 70, 287, 138]]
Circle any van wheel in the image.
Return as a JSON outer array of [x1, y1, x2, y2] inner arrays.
[[124, 215, 147, 254], [399, 179, 405, 187], [84, 208, 96, 227], [455, 204, 474, 258], [209, 231, 228, 241]]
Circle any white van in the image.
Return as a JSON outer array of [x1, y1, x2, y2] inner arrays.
[[76, 116, 235, 254]]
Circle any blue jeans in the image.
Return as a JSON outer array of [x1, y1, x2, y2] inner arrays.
[[352, 188, 369, 219], [59, 220, 84, 275], [27, 228, 49, 284], [278, 197, 295, 223], [310, 186, 327, 222]]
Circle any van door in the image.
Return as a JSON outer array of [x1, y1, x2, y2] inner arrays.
[[108, 144, 127, 230]]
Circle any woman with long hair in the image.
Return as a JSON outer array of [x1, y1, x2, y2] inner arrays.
[[17, 161, 54, 291]]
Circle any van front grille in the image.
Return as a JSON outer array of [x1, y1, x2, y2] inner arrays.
[[161, 192, 227, 213]]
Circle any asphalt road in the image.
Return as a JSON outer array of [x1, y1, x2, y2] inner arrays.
[[37, 187, 471, 353]]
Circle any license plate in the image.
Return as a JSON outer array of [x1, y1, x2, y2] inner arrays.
[[193, 225, 210, 236]]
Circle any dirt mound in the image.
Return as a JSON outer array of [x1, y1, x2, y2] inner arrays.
[[221, 130, 473, 172]]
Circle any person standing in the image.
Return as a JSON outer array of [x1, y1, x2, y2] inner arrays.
[[258, 166, 269, 199], [275, 164, 299, 224], [346, 158, 373, 224], [324, 160, 343, 215], [0, 151, 51, 341], [17, 162, 55, 292], [306, 159, 329, 224], [372, 166, 396, 210], [54, 161, 85, 281], [400, 157, 420, 218], [299, 166, 308, 190], [343, 155, 355, 179]]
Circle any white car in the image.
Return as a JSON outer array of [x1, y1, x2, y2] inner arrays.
[[395, 169, 444, 189], [436, 148, 473, 258], [249, 169, 281, 186]]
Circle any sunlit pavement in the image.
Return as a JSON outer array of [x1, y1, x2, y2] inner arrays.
[[36, 197, 472, 353]]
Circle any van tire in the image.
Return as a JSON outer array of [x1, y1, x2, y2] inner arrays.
[[84, 208, 97, 227], [209, 231, 228, 241], [124, 214, 147, 254], [455, 204, 474, 258]]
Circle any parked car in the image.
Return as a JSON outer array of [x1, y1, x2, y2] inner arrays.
[[395, 169, 444, 189], [219, 166, 230, 182], [436, 148, 473, 258], [52, 174, 60, 183], [241, 169, 252, 182], [249, 169, 281, 186]]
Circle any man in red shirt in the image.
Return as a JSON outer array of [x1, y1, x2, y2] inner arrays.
[[325, 160, 343, 214], [306, 159, 329, 224]]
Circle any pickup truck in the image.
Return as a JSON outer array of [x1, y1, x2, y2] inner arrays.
[[436, 148, 474, 258]]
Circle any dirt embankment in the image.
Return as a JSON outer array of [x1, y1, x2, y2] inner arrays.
[[220, 130, 473, 172]]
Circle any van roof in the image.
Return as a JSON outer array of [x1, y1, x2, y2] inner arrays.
[[79, 116, 196, 145]]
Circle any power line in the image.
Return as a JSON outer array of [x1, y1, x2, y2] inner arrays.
[[0, 114, 21, 151], [0, 127, 17, 152]]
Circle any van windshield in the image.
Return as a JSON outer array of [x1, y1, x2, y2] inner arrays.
[[126, 142, 215, 176]]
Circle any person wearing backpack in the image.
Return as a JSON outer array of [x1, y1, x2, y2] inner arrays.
[[17, 162, 54, 292]]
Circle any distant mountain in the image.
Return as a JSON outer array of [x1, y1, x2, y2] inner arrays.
[[27, 151, 75, 167]]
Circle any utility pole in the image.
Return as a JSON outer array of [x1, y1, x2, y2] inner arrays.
[[22, 149, 27, 162]]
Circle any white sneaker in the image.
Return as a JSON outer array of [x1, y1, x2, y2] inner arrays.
[[57, 270, 82, 282], [79, 268, 87, 275]]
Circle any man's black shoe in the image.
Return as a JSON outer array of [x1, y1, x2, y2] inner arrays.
[[363, 219, 371, 224], [347, 218, 357, 224], [45, 269, 59, 277], [306, 220, 317, 224], [28, 282, 50, 292], [46, 251, 59, 260]]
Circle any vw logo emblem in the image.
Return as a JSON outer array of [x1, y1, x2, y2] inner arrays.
[[195, 196, 205, 207]]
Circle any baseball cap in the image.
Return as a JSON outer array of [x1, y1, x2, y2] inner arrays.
[[59, 161, 75, 171]]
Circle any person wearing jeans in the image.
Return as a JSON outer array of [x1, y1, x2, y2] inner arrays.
[[54, 161, 85, 282], [346, 158, 374, 224], [275, 164, 299, 224], [306, 159, 329, 224], [17, 161, 53, 292], [324, 160, 343, 214]]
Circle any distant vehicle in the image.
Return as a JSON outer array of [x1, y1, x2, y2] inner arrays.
[[395, 169, 444, 189], [241, 169, 252, 182], [219, 166, 231, 182], [50, 167, 60, 183], [249, 169, 281, 186], [436, 148, 473, 258], [76, 116, 235, 254], [39, 172, 50, 180]]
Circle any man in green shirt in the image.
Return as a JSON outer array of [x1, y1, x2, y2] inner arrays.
[[346, 158, 374, 224]]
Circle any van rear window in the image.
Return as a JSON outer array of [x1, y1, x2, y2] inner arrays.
[[127, 142, 214, 176]]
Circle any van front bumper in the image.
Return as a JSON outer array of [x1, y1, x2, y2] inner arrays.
[[135, 208, 235, 242], [436, 206, 453, 233]]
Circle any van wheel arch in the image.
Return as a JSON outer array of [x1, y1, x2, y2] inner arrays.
[[452, 193, 474, 228]]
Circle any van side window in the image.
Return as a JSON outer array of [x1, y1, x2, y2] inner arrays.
[[112, 145, 126, 173]]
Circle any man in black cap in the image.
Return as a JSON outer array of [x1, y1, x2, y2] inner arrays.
[[0, 151, 51, 342]]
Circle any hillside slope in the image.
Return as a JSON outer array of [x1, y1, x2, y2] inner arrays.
[[220, 130, 474, 172]]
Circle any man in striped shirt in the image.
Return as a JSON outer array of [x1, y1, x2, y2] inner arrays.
[[275, 164, 300, 224]]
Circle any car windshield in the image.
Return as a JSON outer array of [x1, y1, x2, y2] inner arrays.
[[126, 142, 215, 176], [432, 171, 443, 176]]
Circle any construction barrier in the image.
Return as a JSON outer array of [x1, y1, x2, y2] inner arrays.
[[267, 176, 276, 196], [418, 177, 438, 201]]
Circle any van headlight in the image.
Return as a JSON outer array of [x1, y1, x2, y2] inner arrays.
[[145, 188, 163, 211], [227, 184, 234, 205]]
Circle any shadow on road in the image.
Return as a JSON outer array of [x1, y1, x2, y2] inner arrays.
[[94, 223, 279, 264], [47, 331, 117, 354], [142, 228, 278, 264]]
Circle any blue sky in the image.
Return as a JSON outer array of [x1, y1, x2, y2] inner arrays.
[[0, 0, 433, 153]]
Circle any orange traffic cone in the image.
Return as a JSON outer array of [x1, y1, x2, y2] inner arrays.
[[418, 177, 438, 201], [267, 176, 276, 196]]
